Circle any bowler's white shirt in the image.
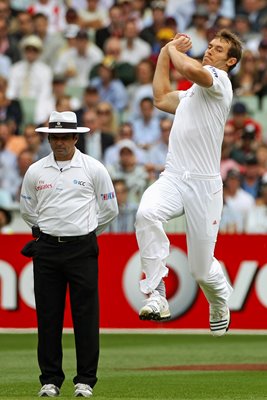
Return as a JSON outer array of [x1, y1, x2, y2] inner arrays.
[[165, 65, 233, 175], [20, 148, 118, 236]]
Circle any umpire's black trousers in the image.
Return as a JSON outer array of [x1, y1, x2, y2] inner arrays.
[[33, 232, 99, 389]]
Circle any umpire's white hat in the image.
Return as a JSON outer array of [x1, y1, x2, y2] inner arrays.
[[35, 111, 90, 134]]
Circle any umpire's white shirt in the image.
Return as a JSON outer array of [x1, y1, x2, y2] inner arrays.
[[165, 65, 233, 176], [20, 148, 118, 236]]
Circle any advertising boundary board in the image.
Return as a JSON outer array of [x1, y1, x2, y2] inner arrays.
[[0, 234, 267, 330]]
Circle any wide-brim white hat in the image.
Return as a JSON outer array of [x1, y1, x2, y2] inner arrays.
[[35, 111, 90, 134]]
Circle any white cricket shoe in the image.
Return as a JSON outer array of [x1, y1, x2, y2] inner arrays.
[[210, 306, 230, 337], [38, 384, 60, 397], [74, 383, 93, 397], [139, 291, 171, 321]]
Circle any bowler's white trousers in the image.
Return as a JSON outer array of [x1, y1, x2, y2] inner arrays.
[[135, 171, 233, 308]]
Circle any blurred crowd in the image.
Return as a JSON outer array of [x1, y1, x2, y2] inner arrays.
[[1, 0, 267, 234]]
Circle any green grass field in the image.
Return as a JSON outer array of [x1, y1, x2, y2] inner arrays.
[[0, 333, 267, 400]]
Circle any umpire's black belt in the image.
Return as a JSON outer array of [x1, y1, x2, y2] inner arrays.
[[40, 231, 94, 243]]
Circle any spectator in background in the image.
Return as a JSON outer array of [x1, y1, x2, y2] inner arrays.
[[22, 123, 50, 161], [0, 16, 21, 63], [119, 19, 151, 66], [35, 74, 81, 125], [241, 153, 263, 199], [132, 97, 161, 151], [0, 76, 22, 134], [0, 121, 27, 156], [107, 178, 138, 232], [13, 148, 35, 202], [0, 207, 12, 232], [185, 5, 209, 59], [245, 182, 267, 233], [127, 58, 155, 120], [219, 195, 244, 233], [237, 0, 267, 33], [54, 29, 103, 89], [140, 0, 168, 52], [0, 135, 18, 206], [27, 0, 67, 34], [90, 56, 128, 114], [227, 102, 262, 142], [77, 0, 109, 41], [231, 49, 261, 97], [95, 4, 124, 50], [256, 143, 267, 176], [107, 139, 149, 205], [96, 101, 118, 136], [32, 12, 65, 69], [75, 85, 100, 125], [223, 168, 255, 231], [232, 13, 257, 47], [104, 121, 147, 166], [254, 39, 267, 104], [165, 0, 195, 32], [77, 107, 114, 161], [10, 10, 34, 42], [91, 36, 136, 86], [230, 123, 259, 165], [146, 117, 172, 180], [6, 34, 53, 124]]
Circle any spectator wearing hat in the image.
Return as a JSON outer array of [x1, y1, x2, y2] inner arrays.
[[90, 55, 128, 113], [20, 110, 118, 398], [107, 138, 150, 205], [54, 29, 103, 90], [245, 182, 267, 233], [6, 34, 53, 125], [223, 168, 255, 231], [103, 121, 148, 166], [227, 101, 262, 142]]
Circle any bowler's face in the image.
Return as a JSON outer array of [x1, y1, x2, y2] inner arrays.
[[202, 38, 235, 71], [49, 133, 78, 161]]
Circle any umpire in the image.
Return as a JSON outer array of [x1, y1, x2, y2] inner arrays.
[[20, 111, 118, 397]]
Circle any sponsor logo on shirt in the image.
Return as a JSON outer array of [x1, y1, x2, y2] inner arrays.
[[101, 192, 115, 200], [73, 179, 86, 186], [36, 183, 53, 191], [210, 66, 218, 77]]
